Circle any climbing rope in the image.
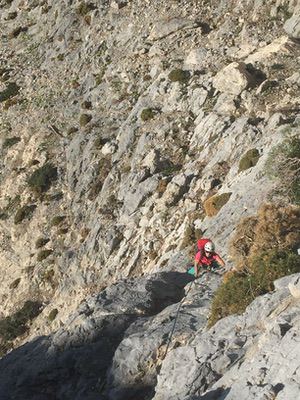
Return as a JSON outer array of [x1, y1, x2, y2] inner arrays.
[[162, 268, 224, 361], [162, 280, 194, 361]]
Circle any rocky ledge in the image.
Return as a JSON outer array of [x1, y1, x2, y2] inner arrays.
[[0, 271, 300, 400]]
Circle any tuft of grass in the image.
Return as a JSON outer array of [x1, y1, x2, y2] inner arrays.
[[8, 26, 28, 39], [14, 205, 36, 224], [41, 268, 55, 283], [88, 157, 112, 200], [35, 237, 50, 249], [79, 113, 92, 126], [156, 178, 170, 197], [230, 203, 300, 270], [50, 215, 66, 226], [48, 309, 58, 322], [27, 164, 58, 195], [58, 227, 69, 235], [238, 148, 260, 172], [2, 137, 21, 149], [0, 82, 20, 102], [140, 108, 155, 122], [37, 249, 53, 262], [76, 1, 96, 15], [168, 69, 191, 83], [9, 278, 21, 290]]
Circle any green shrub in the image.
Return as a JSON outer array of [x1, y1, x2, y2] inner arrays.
[[79, 113, 92, 126], [209, 249, 300, 326], [50, 215, 66, 226], [35, 237, 50, 249], [0, 300, 42, 341], [37, 249, 53, 262], [48, 308, 58, 322], [67, 126, 79, 135], [238, 148, 260, 172], [8, 26, 28, 39], [140, 108, 155, 122], [2, 136, 21, 149], [265, 136, 300, 204], [0, 82, 20, 102], [14, 205, 36, 224], [168, 69, 190, 83], [9, 278, 21, 289], [0, 195, 21, 220], [0, 211, 8, 220], [81, 100, 92, 109], [58, 227, 69, 235], [161, 163, 182, 177], [271, 63, 285, 70], [27, 163, 58, 194], [76, 1, 96, 15], [6, 11, 18, 20]]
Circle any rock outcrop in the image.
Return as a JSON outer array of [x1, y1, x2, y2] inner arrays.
[[1, 272, 300, 400]]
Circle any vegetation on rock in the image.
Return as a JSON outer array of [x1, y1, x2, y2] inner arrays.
[[2, 136, 21, 149], [209, 203, 300, 326], [140, 108, 155, 121], [0, 82, 20, 102], [35, 237, 50, 249], [37, 249, 53, 262], [27, 164, 58, 195], [79, 113, 92, 126], [50, 215, 66, 226], [168, 69, 191, 83], [209, 249, 300, 326], [0, 301, 42, 342], [238, 148, 260, 172], [203, 192, 232, 217], [48, 308, 58, 321], [14, 205, 37, 224]]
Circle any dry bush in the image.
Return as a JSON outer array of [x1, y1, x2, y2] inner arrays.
[[230, 203, 300, 270], [229, 215, 258, 270], [249, 203, 300, 257], [209, 203, 300, 326]]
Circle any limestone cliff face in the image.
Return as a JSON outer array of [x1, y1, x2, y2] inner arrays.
[[0, 0, 299, 397]]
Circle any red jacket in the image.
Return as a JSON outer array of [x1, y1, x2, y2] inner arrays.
[[195, 251, 219, 267]]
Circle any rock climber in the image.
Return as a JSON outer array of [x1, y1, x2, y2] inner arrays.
[[188, 240, 225, 277]]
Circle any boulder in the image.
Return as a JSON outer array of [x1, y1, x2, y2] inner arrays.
[[288, 275, 300, 298], [213, 62, 256, 96], [185, 48, 209, 67], [284, 14, 300, 39]]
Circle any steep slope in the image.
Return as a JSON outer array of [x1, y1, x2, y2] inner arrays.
[[0, 0, 299, 370]]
